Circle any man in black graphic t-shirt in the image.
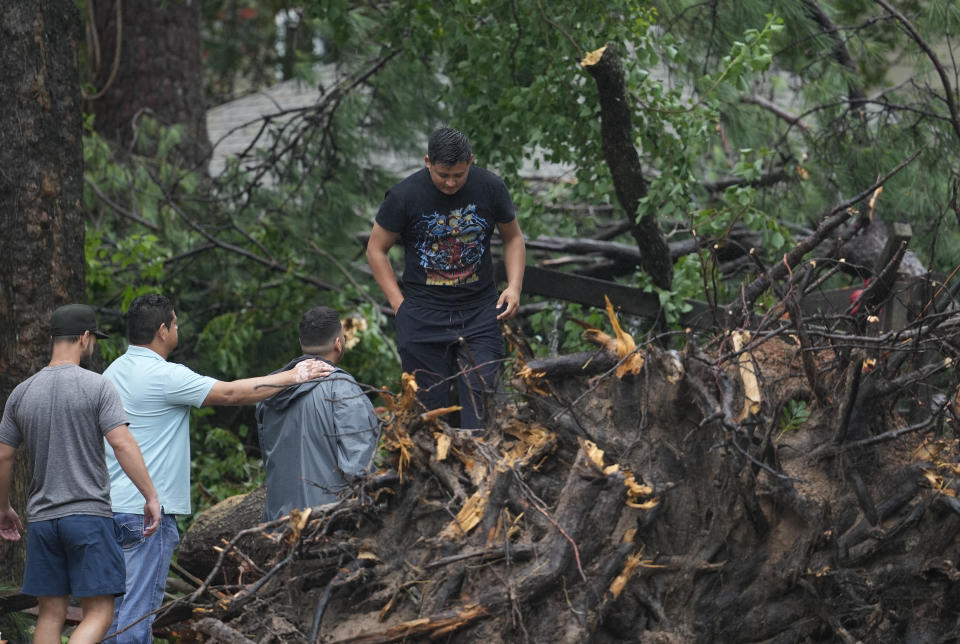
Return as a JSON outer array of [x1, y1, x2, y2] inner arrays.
[[367, 127, 526, 429]]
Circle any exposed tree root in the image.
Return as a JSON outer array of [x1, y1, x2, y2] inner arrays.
[[165, 285, 960, 643]]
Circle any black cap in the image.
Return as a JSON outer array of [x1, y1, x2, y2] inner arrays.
[[51, 304, 109, 339]]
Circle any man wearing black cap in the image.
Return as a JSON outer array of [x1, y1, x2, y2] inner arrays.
[[0, 304, 161, 644]]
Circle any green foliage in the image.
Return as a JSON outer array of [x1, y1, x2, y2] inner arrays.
[[713, 17, 784, 90], [0, 606, 36, 643], [83, 121, 181, 297], [86, 229, 166, 298], [692, 146, 794, 261], [776, 399, 811, 443], [656, 1, 960, 271], [187, 412, 264, 526], [194, 312, 263, 378], [203, 1, 307, 102], [653, 254, 700, 328]]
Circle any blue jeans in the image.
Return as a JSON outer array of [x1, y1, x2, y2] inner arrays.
[[103, 512, 179, 643]]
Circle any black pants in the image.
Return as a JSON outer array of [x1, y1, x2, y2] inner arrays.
[[395, 299, 504, 429]]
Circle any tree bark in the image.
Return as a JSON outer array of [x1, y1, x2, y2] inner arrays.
[[582, 44, 673, 290], [177, 486, 268, 584], [88, 0, 211, 168], [0, 0, 85, 585]]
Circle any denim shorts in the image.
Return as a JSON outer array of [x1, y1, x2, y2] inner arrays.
[[22, 514, 125, 598]]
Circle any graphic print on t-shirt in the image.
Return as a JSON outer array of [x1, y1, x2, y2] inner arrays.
[[413, 204, 488, 286]]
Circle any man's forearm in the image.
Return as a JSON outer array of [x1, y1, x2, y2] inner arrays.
[[205, 360, 331, 406], [214, 371, 300, 406], [0, 444, 14, 508], [0, 443, 23, 540], [503, 233, 526, 292], [367, 248, 404, 312]]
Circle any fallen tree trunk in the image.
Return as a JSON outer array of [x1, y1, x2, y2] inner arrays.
[[528, 225, 763, 266]]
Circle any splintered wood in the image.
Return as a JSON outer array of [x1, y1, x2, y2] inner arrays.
[[732, 330, 762, 421], [438, 421, 558, 540], [580, 438, 657, 510], [531, 293, 644, 382], [336, 604, 489, 643], [439, 489, 490, 539], [580, 44, 608, 68]]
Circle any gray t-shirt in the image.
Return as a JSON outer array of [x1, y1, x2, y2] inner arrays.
[[0, 364, 128, 521]]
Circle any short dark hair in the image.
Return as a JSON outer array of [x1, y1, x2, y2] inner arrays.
[[127, 294, 175, 344], [427, 127, 472, 166], [299, 306, 342, 350]]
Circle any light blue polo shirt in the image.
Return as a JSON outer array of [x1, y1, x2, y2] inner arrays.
[[103, 345, 216, 515]]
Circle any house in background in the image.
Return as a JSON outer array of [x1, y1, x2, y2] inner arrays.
[[205, 78, 572, 181]]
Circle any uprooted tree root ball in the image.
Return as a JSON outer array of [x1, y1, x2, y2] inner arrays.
[[163, 293, 960, 643]]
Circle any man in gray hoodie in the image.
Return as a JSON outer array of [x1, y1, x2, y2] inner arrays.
[[256, 306, 381, 521]]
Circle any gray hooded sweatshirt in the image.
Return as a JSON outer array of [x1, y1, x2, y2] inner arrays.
[[256, 355, 380, 521]]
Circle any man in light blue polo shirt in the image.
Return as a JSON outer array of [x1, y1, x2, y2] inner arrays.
[[102, 294, 332, 643]]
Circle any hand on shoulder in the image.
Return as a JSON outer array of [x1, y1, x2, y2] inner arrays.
[[294, 359, 334, 383]]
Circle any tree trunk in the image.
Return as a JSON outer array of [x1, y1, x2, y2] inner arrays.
[[582, 43, 673, 291], [177, 486, 269, 585], [0, 0, 85, 586], [88, 0, 210, 169]]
